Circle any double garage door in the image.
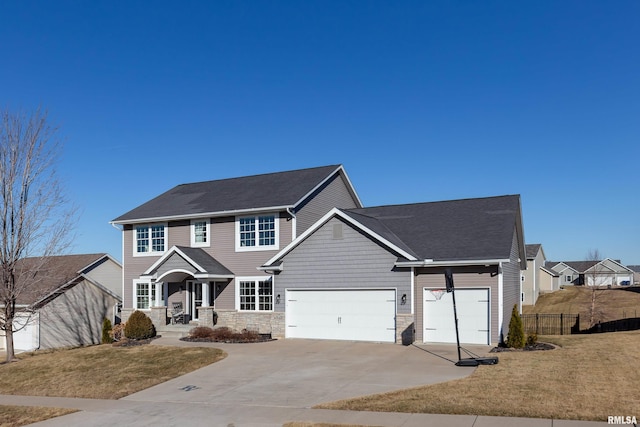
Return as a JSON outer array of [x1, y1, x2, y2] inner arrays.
[[286, 289, 396, 343], [423, 288, 490, 345]]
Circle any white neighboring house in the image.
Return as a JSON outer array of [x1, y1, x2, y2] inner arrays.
[[545, 259, 634, 288], [628, 265, 640, 285], [1, 254, 122, 352], [522, 244, 546, 305]]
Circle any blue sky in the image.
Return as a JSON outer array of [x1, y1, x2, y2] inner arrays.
[[1, 1, 638, 264]]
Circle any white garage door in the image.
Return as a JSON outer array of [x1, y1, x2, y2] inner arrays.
[[286, 289, 396, 343], [423, 288, 489, 345], [13, 314, 39, 351]]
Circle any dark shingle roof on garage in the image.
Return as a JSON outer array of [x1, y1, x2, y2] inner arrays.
[[526, 244, 542, 259], [342, 195, 523, 262], [113, 165, 350, 223]]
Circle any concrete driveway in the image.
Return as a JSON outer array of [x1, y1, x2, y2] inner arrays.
[[124, 337, 478, 408], [1, 338, 606, 426]]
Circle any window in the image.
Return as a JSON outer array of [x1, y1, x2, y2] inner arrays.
[[565, 275, 572, 282], [235, 214, 279, 251], [134, 280, 156, 309], [237, 277, 272, 311], [134, 224, 167, 256], [191, 219, 210, 247]]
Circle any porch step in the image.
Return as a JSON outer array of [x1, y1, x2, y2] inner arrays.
[[156, 324, 194, 339]]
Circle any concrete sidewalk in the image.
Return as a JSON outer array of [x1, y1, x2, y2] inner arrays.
[[0, 394, 608, 426]]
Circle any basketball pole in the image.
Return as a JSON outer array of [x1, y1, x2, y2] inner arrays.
[[445, 268, 463, 362], [444, 268, 499, 367]]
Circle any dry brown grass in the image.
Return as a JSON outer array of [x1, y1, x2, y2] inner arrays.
[[0, 344, 226, 399], [317, 331, 640, 421], [523, 286, 640, 328], [0, 405, 76, 427]]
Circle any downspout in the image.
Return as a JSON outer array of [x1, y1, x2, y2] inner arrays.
[[111, 222, 125, 308], [286, 207, 297, 240], [498, 262, 504, 345]]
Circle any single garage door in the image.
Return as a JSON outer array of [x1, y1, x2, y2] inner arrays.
[[286, 289, 396, 342], [423, 288, 489, 345], [13, 314, 39, 351]]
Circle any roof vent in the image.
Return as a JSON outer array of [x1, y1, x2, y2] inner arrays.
[[333, 223, 343, 240]]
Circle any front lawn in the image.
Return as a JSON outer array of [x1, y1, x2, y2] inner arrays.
[[0, 406, 76, 427], [317, 331, 640, 421], [0, 344, 225, 399]]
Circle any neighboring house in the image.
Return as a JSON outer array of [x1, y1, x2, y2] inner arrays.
[[260, 195, 526, 346], [628, 265, 640, 285], [110, 165, 362, 331], [0, 254, 122, 352], [521, 243, 546, 305], [545, 259, 634, 288], [539, 265, 559, 294]]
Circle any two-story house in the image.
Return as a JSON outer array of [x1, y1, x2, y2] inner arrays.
[[113, 165, 526, 346], [110, 165, 361, 334]]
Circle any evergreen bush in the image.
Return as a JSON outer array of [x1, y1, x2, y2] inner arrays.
[[506, 304, 525, 348], [124, 310, 156, 340], [101, 318, 113, 344]]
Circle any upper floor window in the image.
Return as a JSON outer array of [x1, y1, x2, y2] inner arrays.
[[235, 214, 279, 251], [565, 275, 572, 282], [191, 219, 210, 247], [135, 224, 167, 256]]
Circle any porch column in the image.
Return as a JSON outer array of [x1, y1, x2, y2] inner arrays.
[[155, 281, 163, 307], [201, 281, 210, 307]]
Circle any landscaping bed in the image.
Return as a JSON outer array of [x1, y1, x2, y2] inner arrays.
[[180, 326, 275, 343]]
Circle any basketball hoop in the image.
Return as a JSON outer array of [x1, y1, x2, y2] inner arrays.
[[429, 289, 447, 301]]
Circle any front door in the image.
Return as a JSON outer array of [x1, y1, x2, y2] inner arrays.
[[187, 281, 216, 321], [187, 281, 203, 321]]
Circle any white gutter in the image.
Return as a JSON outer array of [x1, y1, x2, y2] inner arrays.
[[111, 205, 294, 226], [396, 258, 510, 268]]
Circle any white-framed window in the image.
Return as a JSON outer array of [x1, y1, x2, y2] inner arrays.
[[190, 219, 210, 247], [133, 280, 156, 310], [565, 275, 572, 282], [134, 224, 167, 256], [236, 276, 273, 311], [235, 213, 279, 251]]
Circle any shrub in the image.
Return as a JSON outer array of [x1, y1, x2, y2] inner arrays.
[[526, 332, 538, 346], [101, 318, 113, 344], [188, 326, 216, 339], [124, 311, 156, 340], [110, 323, 125, 341], [505, 304, 525, 349]]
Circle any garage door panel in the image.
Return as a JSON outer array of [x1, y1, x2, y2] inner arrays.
[[286, 289, 396, 343], [423, 288, 489, 345]]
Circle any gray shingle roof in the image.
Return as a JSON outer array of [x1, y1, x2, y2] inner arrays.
[[628, 265, 640, 273], [113, 165, 344, 223], [175, 246, 234, 276], [342, 195, 522, 262], [15, 254, 108, 305], [525, 243, 542, 259]]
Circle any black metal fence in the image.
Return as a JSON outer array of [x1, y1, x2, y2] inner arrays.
[[589, 317, 640, 333], [522, 313, 580, 335]]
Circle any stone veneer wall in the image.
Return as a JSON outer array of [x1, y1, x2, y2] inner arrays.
[[396, 314, 415, 345], [215, 310, 285, 338]]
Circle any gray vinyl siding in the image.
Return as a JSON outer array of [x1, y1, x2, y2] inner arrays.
[[501, 227, 523, 341], [121, 213, 293, 310], [83, 258, 122, 299], [38, 280, 119, 349], [274, 217, 411, 315], [295, 172, 360, 235], [414, 266, 499, 344]]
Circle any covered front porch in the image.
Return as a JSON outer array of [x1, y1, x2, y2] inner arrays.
[[138, 246, 234, 329]]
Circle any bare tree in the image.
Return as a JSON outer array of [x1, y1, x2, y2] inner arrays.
[[0, 107, 75, 362], [584, 248, 608, 329]]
